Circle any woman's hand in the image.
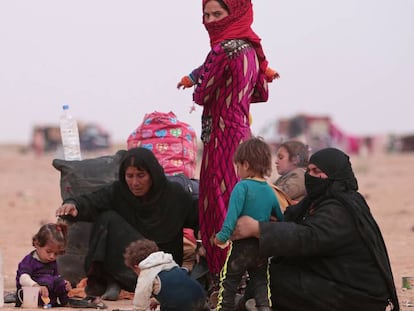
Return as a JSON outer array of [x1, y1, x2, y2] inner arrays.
[[231, 216, 260, 240], [55, 203, 78, 217], [195, 240, 206, 263]]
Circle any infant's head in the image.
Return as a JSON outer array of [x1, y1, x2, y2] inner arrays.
[[124, 238, 159, 269]]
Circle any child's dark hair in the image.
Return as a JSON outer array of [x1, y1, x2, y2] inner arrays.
[[124, 239, 159, 269], [278, 141, 310, 167], [32, 222, 68, 248], [233, 136, 272, 177]]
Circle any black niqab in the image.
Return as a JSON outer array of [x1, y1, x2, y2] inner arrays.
[[297, 148, 399, 310]]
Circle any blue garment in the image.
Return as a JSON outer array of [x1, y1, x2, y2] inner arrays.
[[16, 251, 68, 307], [216, 179, 282, 242], [155, 267, 206, 311]]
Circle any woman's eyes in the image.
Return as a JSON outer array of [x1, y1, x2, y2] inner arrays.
[[126, 174, 146, 179], [204, 11, 224, 19]]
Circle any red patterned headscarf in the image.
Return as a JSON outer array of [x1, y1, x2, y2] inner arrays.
[[202, 0, 268, 72]]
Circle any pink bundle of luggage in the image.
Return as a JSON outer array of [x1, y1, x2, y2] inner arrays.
[[127, 111, 198, 178]]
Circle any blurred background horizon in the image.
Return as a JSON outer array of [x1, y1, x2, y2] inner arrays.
[[1, 0, 413, 146]]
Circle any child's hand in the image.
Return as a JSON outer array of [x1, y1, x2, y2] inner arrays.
[[64, 280, 72, 291], [265, 67, 280, 82], [149, 297, 159, 310], [214, 236, 229, 249], [270, 215, 279, 222], [41, 295, 51, 306], [177, 76, 195, 89], [37, 285, 49, 299]]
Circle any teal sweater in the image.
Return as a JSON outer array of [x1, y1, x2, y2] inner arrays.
[[216, 179, 283, 242]]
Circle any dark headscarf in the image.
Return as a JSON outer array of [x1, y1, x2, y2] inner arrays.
[[119, 147, 167, 199], [309, 147, 358, 189], [116, 147, 191, 244], [303, 148, 399, 310]]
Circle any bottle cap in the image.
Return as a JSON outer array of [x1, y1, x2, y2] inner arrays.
[[62, 104, 69, 110]]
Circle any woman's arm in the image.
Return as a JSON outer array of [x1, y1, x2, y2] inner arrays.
[[177, 65, 203, 89], [259, 201, 355, 258], [233, 200, 356, 259], [231, 215, 260, 240], [57, 184, 115, 221], [193, 45, 227, 106]]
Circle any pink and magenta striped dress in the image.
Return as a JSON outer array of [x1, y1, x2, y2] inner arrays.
[[193, 39, 269, 275]]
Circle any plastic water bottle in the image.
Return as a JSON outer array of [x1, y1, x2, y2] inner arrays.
[[59, 104, 82, 161], [0, 249, 4, 307]]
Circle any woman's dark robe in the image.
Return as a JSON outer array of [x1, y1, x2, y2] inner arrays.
[[258, 148, 399, 311], [63, 148, 198, 291]]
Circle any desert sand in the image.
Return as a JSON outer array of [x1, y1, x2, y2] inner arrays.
[[1, 145, 413, 310]]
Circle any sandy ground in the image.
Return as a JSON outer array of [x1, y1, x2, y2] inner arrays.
[[1, 145, 414, 310]]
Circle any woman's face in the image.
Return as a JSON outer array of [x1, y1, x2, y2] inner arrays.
[[275, 146, 297, 176], [307, 164, 328, 179], [125, 166, 152, 197], [203, 0, 229, 23]]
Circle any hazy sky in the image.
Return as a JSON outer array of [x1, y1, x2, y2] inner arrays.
[[1, 0, 413, 144]]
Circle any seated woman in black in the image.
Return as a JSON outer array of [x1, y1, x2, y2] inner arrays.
[[55, 147, 198, 300], [233, 148, 399, 311]]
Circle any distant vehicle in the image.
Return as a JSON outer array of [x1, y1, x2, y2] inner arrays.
[[79, 123, 111, 151], [31, 122, 111, 153], [259, 113, 368, 155]]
